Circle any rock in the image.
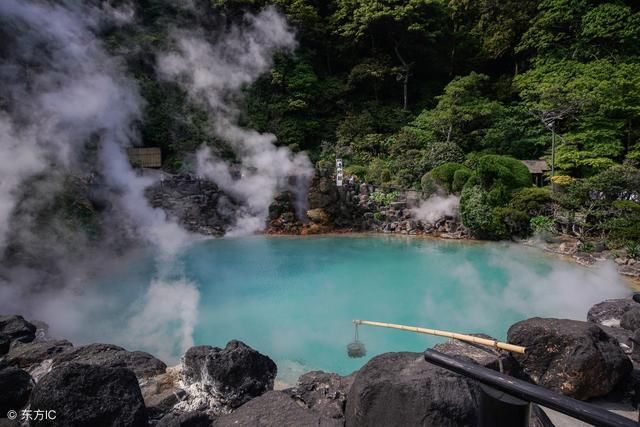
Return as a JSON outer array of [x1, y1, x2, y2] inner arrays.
[[30, 363, 147, 427], [214, 391, 341, 427], [5, 340, 72, 369], [0, 334, 9, 355], [345, 352, 480, 427], [288, 371, 355, 421], [141, 366, 186, 423], [507, 317, 632, 400], [156, 412, 214, 427], [0, 367, 32, 414], [181, 341, 276, 410], [587, 298, 638, 327], [0, 315, 36, 344], [621, 308, 640, 331], [306, 208, 331, 225], [597, 325, 633, 354], [51, 343, 166, 378], [433, 334, 520, 375]]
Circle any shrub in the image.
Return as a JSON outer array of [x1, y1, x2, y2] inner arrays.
[[459, 185, 508, 239], [420, 172, 437, 195], [530, 215, 555, 235], [344, 165, 368, 180], [430, 162, 469, 193], [370, 191, 399, 207], [510, 187, 553, 216], [452, 168, 472, 193], [476, 155, 532, 191], [626, 241, 640, 259], [424, 141, 465, 169], [366, 159, 392, 185]]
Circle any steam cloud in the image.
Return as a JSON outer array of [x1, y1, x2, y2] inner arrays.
[[0, 0, 196, 359], [411, 195, 460, 224], [157, 7, 314, 235]]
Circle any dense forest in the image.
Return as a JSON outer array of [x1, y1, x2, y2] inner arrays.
[[110, 0, 640, 246]]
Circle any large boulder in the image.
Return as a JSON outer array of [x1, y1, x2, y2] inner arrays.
[[51, 343, 166, 378], [5, 340, 72, 370], [587, 298, 637, 327], [507, 317, 632, 400], [0, 366, 32, 414], [141, 367, 186, 423], [181, 341, 276, 410], [287, 371, 355, 421], [621, 308, 640, 331], [214, 391, 341, 427], [156, 412, 214, 427], [0, 334, 9, 355], [0, 315, 36, 344], [433, 334, 520, 375], [345, 352, 480, 427], [30, 363, 147, 427]]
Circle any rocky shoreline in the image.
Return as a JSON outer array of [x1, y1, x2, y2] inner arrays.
[[3, 297, 640, 426]]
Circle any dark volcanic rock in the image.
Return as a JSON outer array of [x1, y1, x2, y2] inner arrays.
[[51, 343, 166, 378], [0, 366, 32, 414], [621, 307, 640, 331], [345, 352, 480, 427], [156, 411, 214, 427], [0, 334, 9, 355], [587, 298, 637, 327], [433, 334, 520, 375], [214, 391, 341, 427], [182, 341, 276, 409], [30, 363, 147, 427], [6, 340, 72, 369], [0, 315, 36, 344], [288, 371, 355, 421], [508, 317, 632, 400]]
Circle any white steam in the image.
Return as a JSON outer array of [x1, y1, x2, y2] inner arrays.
[[157, 7, 313, 235], [0, 0, 196, 359], [411, 195, 460, 224]]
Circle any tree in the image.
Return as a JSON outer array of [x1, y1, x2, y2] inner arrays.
[[332, 0, 448, 109], [412, 72, 503, 152], [516, 59, 640, 175]]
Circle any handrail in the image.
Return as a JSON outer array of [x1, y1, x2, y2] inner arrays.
[[424, 349, 638, 427]]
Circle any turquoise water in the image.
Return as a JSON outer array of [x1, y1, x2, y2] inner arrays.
[[81, 235, 628, 383]]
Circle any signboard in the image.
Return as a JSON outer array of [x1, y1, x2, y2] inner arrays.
[[336, 158, 343, 187]]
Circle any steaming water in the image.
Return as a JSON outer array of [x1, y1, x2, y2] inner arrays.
[[85, 235, 628, 385]]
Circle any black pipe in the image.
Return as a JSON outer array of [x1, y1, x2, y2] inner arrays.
[[424, 349, 638, 427]]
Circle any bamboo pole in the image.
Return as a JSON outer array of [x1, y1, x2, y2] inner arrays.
[[353, 320, 526, 354]]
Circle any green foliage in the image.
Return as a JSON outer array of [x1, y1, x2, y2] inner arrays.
[[459, 185, 508, 239], [370, 191, 399, 207], [475, 155, 532, 191], [530, 215, 555, 235], [344, 165, 368, 180], [626, 241, 640, 259], [366, 158, 393, 184], [459, 155, 534, 239], [412, 73, 504, 152], [510, 187, 553, 216], [430, 163, 469, 193], [424, 141, 465, 169], [452, 168, 472, 193]]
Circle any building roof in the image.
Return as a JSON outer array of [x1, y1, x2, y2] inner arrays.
[[520, 160, 549, 174]]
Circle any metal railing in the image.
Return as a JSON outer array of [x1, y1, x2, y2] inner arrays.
[[424, 349, 638, 427]]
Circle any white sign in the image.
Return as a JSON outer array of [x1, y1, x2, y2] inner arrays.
[[336, 158, 343, 187]]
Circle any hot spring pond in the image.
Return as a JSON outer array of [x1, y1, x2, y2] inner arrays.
[[82, 235, 627, 384]]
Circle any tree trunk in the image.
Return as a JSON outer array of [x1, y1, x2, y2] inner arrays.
[[394, 44, 411, 110]]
